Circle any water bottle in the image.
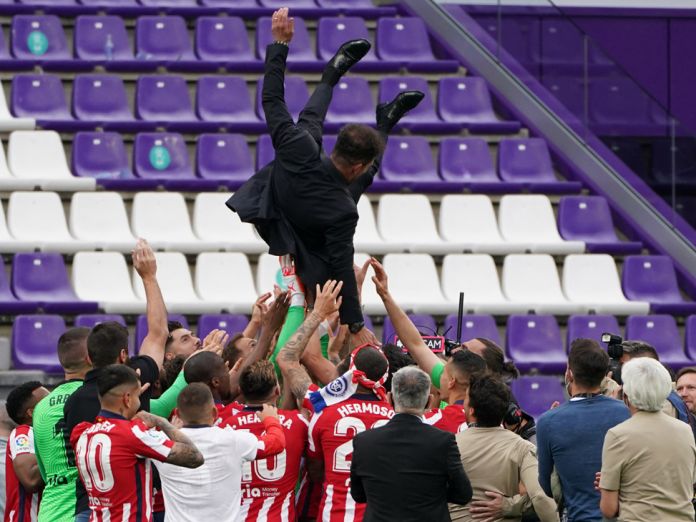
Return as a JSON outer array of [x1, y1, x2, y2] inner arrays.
[[104, 34, 114, 61]]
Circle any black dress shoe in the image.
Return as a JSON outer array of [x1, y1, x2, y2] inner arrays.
[[322, 39, 371, 85], [376, 90, 425, 132]]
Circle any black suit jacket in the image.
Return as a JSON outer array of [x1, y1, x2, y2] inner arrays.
[[351, 413, 472, 522], [227, 44, 378, 324]]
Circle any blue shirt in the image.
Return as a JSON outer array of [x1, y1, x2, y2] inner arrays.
[[536, 395, 630, 521]]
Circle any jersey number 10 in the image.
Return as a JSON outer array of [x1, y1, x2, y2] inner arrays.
[[75, 434, 115, 493]]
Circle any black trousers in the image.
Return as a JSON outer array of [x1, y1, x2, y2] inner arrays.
[[296, 81, 333, 146]]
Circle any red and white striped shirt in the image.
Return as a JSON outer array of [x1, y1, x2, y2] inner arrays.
[[4, 425, 41, 522], [423, 404, 468, 434]]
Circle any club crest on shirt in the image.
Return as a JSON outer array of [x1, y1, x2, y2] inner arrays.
[[326, 376, 349, 397], [13, 434, 30, 451]]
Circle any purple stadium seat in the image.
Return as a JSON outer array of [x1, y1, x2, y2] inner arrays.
[[511, 376, 565, 419], [135, 16, 195, 63], [256, 76, 309, 122], [79, 0, 138, 5], [438, 77, 520, 134], [136, 75, 196, 124], [196, 134, 254, 182], [134, 133, 195, 185], [625, 314, 692, 368], [379, 77, 455, 133], [376, 17, 458, 72], [566, 314, 620, 348], [542, 75, 585, 121], [12, 15, 70, 61], [256, 135, 274, 169], [473, 15, 540, 70], [381, 136, 439, 183], [74, 314, 127, 328], [506, 315, 567, 373], [443, 314, 502, 346], [138, 0, 197, 6], [258, 0, 316, 7], [74, 16, 133, 62], [11, 74, 71, 122], [317, 17, 395, 72], [197, 314, 249, 340], [622, 256, 696, 315], [12, 253, 98, 313], [588, 76, 656, 135], [326, 77, 373, 129], [316, 0, 375, 6], [0, 257, 38, 314], [195, 17, 260, 71], [558, 196, 642, 255], [256, 17, 320, 71], [72, 132, 135, 182], [73, 74, 134, 123], [136, 313, 188, 354], [383, 314, 436, 346], [196, 76, 263, 131], [199, 0, 257, 5], [322, 135, 337, 156], [540, 19, 584, 67], [20, 0, 77, 4], [685, 315, 696, 361], [438, 138, 500, 188], [12, 315, 66, 373]]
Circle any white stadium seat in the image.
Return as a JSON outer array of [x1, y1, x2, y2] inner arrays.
[[0, 140, 36, 191], [192, 193, 267, 254], [439, 195, 526, 254], [379, 254, 449, 315], [8, 191, 92, 252], [441, 254, 527, 314], [354, 196, 395, 254], [195, 253, 258, 313], [73, 252, 145, 314], [70, 192, 137, 252], [7, 131, 94, 191], [354, 252, 383, 314], [256, 253, 281, 296], [0, 80, 34, 132], [502, 254, 585, 314], [131, 193, 225, 253], [0, 198, 34, 252], [498, 195, 584, 254], [563, 254, 650, 315]]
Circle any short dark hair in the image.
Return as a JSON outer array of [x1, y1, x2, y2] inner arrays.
[[87, 322, 129, 368], [353, 346, 389, 383], [568, 338, 610, 388], [183, 352, 226, 384], [382, 344, 415, 392], [622, 340, 659, 361], [6, 381, 43, 425], [161, 354, 187, 392], [97, 364, 139, 397], [677, 366, 696, 381], [165, 321, 185, 352], [448, 350, 487, 385], [222, 333, 245, 368], [475, 338, 520, 382], [239, 361, 277, 402], [333, 124, 385, 166], [468, 375, 510, 427], [177, 383, 213, 423], [57, 327, 90, 372]]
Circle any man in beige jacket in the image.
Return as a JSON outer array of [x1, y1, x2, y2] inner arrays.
[[450, 375, 559, 522]]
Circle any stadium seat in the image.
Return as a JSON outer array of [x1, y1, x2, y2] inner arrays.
[[192, 193, 267, 254], [256, 17, 320, 70], [439, 195, 525, 254], [258, 0, 316, 7], [198, 314, 249, 340], [379, 254, 449, 315], [0, 80, 35, 131], [558, 196, 642, 254], [12, 315, 65, 373], [441, 254, 526, 315], [379, 78, 454, 133], [12, 252, 98, 313], [685, 316, 696, 361], [195, 253, 260, 314], [135, 313, 188, 354], [135, 75, 197, 125], [0, 256, 37, 314], [196, 134, 255, 183], [625, 315, 692, 368], [199, 0, 258, 5], [622, 255, 696, 315], [74, 314, 127, 328], [498, 138, 574, 191], [73, 75, 135, 124], [511, 376, 565, 419], [11, 74, 72, 122], [562, 254, 649, 315], [438, 138, 501, 189], [380, 136, 440, 184], [317, 17, 392, 72], [443, 314, 502, 346], [256, 253, 290, 296], [196, 77, 262, 130], [195, 17, 259, 70], [138, 0, 197, 7], [0, 199, 34, 253], [69, 192, 137, 252], [498, 195, 585, 254], [72, 252, 145, 314], [354, 252, 383, 314], [503, 254, 585, 315], [72, 131, 132, 178], [377, 194, 452, 254], [135, 16, 196, 63], [566, 314, 621, 347], [74, 16, 132, 63], [316, 0, 376, 5], [133, 133, 196, 190], [7, 191, 90, 253], [354, 196, 392, 254], [131, 253, 221, 314], [12, 15, 71, 62], [8, 130, 95, 191], [383, 314, 436, 346], [589, 76, 656, 134], [437, 77, 520, 133], [131, 192, 223, 253], [256, 134, 274, 169], [376, 17, 458, 72], [325, 77, 374, 128], [256, 77, 309, 122], [506, 315, 567, 373]]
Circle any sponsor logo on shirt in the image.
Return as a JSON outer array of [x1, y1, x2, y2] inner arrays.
[[13, 434, 30, 451]]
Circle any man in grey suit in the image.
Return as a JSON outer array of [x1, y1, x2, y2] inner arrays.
[[351, 367, 473, 522]]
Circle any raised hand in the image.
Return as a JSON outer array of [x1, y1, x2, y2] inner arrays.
[[370, 257, 389, 299], [313, 280, 343, 321], [134, 411, 163, 430], [351, 326, 381, 348], [201, 329, 229, 356], [132, 238, 157, 280], [354, 259, 371, 297], [251, 292, 272, 324], [271, 8, 294, 44], [262, 291, 291, 334], [258, 403, 279, 422]]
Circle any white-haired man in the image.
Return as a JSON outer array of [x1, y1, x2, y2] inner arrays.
[[599, 357, 696, 521]]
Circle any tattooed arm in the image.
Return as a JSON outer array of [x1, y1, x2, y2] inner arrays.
[[135, 412, 204, 469]]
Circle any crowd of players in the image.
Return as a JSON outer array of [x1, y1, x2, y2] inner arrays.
[[1, 238, 696, 522]]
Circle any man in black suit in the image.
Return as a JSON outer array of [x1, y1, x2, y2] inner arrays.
[[350, 366, 473, 522], [227, 8, 423, 345]]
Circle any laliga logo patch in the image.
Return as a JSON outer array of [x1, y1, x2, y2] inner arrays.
[[326, 376, 348, 398], [14, 434, 30, 450]]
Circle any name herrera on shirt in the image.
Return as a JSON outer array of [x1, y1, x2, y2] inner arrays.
[[234, 413, 296, 430], [337, 403, 394, 419]]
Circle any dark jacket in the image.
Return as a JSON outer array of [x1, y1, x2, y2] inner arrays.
[[227, 43, 377, 325], [350, 413, 472, 522]]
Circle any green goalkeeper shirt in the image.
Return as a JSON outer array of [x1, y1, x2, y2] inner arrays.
[[33, 379, 83, 522]]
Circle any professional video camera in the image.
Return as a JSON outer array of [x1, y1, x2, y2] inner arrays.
[[602, 332, 624, 385]]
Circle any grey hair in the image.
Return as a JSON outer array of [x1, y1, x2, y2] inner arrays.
[[391, 366, 430, 413], [622, 357, 672, 412]]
